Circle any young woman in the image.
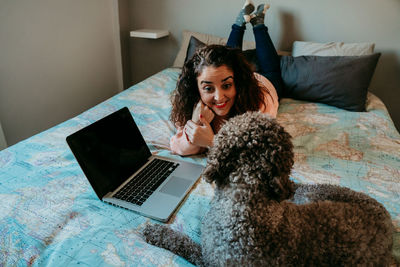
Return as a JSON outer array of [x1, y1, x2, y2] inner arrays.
[[170, 1, 283, 156]]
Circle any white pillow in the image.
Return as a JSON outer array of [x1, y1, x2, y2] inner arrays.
[[292, 41, 375, 57]]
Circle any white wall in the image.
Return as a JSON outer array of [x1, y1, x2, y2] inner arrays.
[[0, 0, 123, 146], [127, 0, 400, 131]]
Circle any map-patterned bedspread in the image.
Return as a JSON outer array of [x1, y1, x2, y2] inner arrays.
[[0, 68, 399, 266]]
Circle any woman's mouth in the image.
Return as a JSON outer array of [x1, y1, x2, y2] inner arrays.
[[215, 101, 228, 109]]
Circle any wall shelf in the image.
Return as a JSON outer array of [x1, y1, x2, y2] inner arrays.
[[130, 29, 169, 39]]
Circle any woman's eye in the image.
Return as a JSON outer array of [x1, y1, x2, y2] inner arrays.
[[203, 86, 214, 92], [222, 83, 232, 89]]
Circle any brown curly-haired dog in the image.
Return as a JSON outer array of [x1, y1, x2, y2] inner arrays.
[[144, 111, 393, 266]]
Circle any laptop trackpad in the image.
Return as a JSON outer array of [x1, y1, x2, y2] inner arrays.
[[159, 176, 192, 198]]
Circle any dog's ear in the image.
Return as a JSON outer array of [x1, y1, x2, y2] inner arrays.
[[202, 161, 225, 186], [202, 143, 236, 187], [257, 120, 295, 201], [202, 122, 244, 187]]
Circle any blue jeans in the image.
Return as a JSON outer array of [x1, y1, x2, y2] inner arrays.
[[226, 24, 283, 99]]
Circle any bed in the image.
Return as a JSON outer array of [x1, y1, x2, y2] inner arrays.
[[1, 33, 400, 266]]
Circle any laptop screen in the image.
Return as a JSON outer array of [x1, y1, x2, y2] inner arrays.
[[66, 107, 152, 199]]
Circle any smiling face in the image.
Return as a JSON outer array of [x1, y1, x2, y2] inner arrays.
[[197, 65, 237, 119]]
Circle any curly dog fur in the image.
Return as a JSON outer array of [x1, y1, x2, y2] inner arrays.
[[144, 111, 393, 266]]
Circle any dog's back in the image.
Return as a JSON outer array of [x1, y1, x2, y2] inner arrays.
[[201, 184, 393, 266], [288, 183, 393, 265]]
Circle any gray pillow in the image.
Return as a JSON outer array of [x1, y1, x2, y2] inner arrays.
[[184, 36, 205, 63], [280, 54, 380, 111]]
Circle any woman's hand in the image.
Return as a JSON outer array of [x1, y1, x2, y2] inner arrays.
[[184, 115, 214, 148], [192, 101, 215, 124]]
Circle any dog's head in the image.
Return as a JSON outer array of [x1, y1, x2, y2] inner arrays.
[[203, 111, 294, 201]]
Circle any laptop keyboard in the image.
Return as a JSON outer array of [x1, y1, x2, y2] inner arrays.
[[113, 158, 179, 206]]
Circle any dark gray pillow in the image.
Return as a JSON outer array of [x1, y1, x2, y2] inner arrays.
[[280, 54, 381, 111], [184, 36, 205, 63], [184, 36, 260, 71]]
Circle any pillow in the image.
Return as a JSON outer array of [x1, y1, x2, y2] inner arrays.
[[184, 36, 205, 63], [173, 30, 290, 68], [173, 30, 256, 68], [280, 53, 381, 111], [184, 36, 261, 72], [292, 41, 375, 57]]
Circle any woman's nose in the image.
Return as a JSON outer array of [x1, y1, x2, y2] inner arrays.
[[214, 88, 224, 101]]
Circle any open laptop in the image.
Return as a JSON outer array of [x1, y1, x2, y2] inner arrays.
[[66, 107, 204, 222]]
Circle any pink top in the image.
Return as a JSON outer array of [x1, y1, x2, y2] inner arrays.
[[170, 73, 279, 156]]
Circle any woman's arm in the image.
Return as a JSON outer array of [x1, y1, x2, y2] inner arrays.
[[192, 100, 215, 124], [184, 116, 215, 148], [170, 100, 215, 156], [170, 125, 205, 156], [254, 73, 279, 118]]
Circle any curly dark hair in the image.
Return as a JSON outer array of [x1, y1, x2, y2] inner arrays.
[[170, 44, 266, 127]]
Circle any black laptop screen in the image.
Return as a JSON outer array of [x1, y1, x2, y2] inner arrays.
[[66, 107, 152, 199]]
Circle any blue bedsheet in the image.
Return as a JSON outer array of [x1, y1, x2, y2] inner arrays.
[[0, 68, 399, 266]]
